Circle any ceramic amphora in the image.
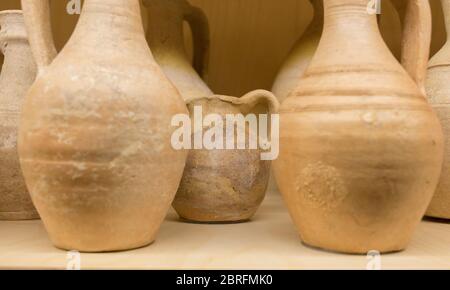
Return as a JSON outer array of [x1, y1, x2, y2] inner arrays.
[[19, 0, 188, 252], [273, 0, 444, 254], [0, 10, 38, 220]]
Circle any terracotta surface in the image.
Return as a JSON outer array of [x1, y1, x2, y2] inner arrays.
[[18, 0, 188, 252], [426, 0, 450, 219], [273, 0, 444, 254], [0, 10, 38, 220]]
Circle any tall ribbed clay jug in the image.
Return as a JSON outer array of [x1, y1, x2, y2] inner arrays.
[[0, 10, 38, 220], [144, 0, 279, 223], [19, 0, 188, 252], [273, 0, 444, 254], [425, 0, 450, 219]]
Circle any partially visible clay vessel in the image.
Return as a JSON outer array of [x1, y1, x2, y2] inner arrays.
[[272, 0, 323, 103], [273, 0, 443, 254], [144, 0, 212, 101], [0, 10, 38, 220], [19, 0, 187, 252], [425, 0, 450, 219], [144, 0, 279, 223]]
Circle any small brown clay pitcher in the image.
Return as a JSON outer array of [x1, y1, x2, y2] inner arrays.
[[273, 0, 443, 254], [19, 0, 188, 252], [174, 90, 279, 223], [425, 0, 450, 219], [0, 10, 38, 220], [144, 0, 212, 101]]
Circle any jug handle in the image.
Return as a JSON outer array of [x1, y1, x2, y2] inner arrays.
[[393, 0, 432, 95], [184, 3, 210, 79], [21, 0, 57, 73]]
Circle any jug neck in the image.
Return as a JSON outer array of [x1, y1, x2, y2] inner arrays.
[[318, 0, 388, 63], [146, 1, 188, 59], [70, 0, 148, 56], [323, 0, 378, 32]]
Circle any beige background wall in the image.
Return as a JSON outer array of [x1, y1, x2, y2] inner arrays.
[[0, 0, 447, 96]]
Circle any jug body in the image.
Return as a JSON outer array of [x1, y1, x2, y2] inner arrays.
[[0, 10, 38, 220], [273, 0, 443, 254], [19, 0, 187, 252]]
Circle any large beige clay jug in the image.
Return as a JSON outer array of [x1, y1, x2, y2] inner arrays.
[[425, 0, 450, 219], [0, 10, 38, 220], [273, 0, 443, 254], [144, 0, 279, 223], [19, 0, 188, 252]]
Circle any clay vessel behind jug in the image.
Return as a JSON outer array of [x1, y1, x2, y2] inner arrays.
[[0, 10, 38, 220], [425, 0, 450, 219]]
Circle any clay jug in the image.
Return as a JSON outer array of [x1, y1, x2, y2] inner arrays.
[[273, 0, 443, 254], [143, 0, 279, 223], [144, 0, 212, 101], [0, 10, 38, 220], [425, 0, 450, 219], [174, 90, 279, 223], [272, 0, 323, 103], [19, 0, 188, 252]]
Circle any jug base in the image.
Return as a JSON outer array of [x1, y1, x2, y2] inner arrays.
[[52, 239, 156, 253], [300, 237, 407, 255], [179, 216, 251, 224]]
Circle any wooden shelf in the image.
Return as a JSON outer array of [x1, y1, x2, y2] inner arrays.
[[1, 189, 450, 270]]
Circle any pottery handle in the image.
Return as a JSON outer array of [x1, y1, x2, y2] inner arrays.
[[21, 0, 57, 72], [396, 0, 432, 95], [217, 90, 280, 115], [184, 4, 210, 79]]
